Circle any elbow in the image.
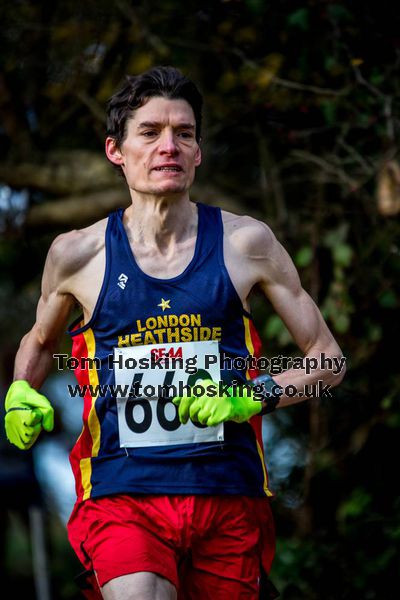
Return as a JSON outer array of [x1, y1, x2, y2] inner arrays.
[[34, 323, 59, 352], [329, 348, 347, 387]]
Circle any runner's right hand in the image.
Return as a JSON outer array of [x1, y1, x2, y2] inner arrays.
[[4, 380, 54, 450]]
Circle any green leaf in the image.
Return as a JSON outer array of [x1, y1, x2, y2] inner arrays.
[[324, 55, 337, 72], [370, 72, 385, 86], [337, 488, 371, 521], [287, 8, 309, 31], [295, 246, 313, 267], [333, 313, 350, 334], [386, 413, 400, 428], [327, 4, 352, 22], [323, 224, 349, 247], [332, 243, 353, 267], [379, 290, 397, 308], [264, 314, 285, 338], [320, 99, 336, 126], [367, 323, 382, 342], [244, 0, 264, 15]]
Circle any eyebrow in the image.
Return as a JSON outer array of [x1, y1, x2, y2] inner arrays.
[[137, 121, 195, 130]]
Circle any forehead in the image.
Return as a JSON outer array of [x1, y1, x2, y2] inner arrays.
[[129, 96, 196, 127]]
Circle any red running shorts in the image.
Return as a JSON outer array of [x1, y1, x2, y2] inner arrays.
[[67, 494, 276, 599]]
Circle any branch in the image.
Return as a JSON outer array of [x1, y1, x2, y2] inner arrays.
[[352, 64, 396, 142], [115, 0, 168, 54], [272, 76, 351, 97], [290, 150, 359, 189], [0, 151, 119, 195], [26, 187, 128, 228], [75, 90, 106, 124], [337, 139, 375, 176]]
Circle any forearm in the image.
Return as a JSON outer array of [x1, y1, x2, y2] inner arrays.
[[14, 326, 58, 389], [271, 341, 346, 408]]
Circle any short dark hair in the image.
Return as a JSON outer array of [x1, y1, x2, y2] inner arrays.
[[106, 66, 203, 149]]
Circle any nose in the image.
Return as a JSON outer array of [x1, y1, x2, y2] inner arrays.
[[159, 129, 178, 155]]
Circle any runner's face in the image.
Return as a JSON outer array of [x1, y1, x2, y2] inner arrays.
[[112, 97, 201, 196]]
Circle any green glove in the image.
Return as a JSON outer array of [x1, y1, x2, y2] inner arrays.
[[172, 379, 262, 426], [5, 380, 54, 450]]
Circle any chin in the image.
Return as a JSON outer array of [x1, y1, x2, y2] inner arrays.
[[155, 183, 188, 195]]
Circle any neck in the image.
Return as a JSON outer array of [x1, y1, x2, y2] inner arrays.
[[123, 192, 197, 250]]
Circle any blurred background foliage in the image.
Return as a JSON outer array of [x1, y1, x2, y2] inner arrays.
[[0, 0, 399, 598]]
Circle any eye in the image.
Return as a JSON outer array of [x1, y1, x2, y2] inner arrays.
[[178, 131, 194, 139], [142, 130, 158, 137]]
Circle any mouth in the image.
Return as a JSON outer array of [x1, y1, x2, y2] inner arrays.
[[153, 165, 183, 172]]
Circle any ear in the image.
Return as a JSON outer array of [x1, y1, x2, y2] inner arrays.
[[105, 137, 124, 166], [194, 144, 202, 167]]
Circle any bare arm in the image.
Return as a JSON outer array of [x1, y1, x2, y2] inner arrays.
[[227, 216, 346, 407], [14, 234, 78, 388], [4, 226, 105, 449], [13, 215, 107, 390]]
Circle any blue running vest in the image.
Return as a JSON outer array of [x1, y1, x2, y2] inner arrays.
[[68, 203, 272, 501]]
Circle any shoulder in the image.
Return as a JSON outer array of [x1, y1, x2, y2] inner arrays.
[[221, 208, 299, 288], [44, 218, 108, 286], [221, 210, 277, 259]]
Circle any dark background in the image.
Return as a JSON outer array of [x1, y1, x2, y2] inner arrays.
[[1, 1, 399, 598]]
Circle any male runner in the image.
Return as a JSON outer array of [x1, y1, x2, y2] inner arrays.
[[4, 66, 345, 599]]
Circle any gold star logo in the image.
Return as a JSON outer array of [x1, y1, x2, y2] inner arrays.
[[157, 298, 171, 311]]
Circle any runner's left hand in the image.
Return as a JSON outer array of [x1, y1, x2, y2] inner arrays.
[[172, 379, 262, 426]]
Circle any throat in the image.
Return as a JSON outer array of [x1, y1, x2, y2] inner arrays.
[[124, 199, 198, 252]]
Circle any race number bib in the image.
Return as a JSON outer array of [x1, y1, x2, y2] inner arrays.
[[114, 341, 224, 448]]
